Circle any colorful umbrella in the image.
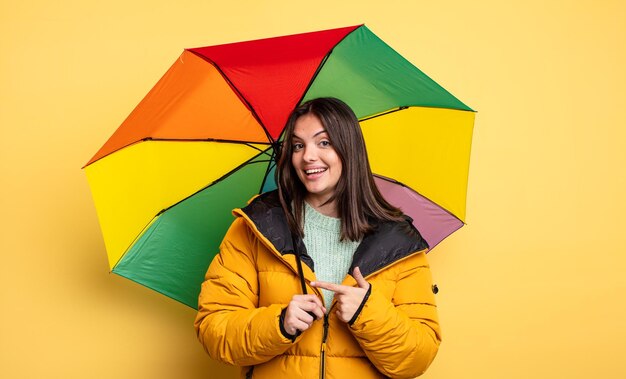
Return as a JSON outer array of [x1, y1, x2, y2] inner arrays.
[[84, 25, 475, 308]]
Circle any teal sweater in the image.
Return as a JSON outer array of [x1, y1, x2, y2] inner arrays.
[[303, 202, 360, 310]]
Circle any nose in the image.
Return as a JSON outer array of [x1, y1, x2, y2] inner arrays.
[[302, 145, 318, 162]]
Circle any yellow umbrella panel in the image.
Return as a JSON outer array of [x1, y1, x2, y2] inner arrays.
[[361, 106, 475, 222]]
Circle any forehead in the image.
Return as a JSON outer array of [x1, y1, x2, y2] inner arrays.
[[293, 113, 327, 138]]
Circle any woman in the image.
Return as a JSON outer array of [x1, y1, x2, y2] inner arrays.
[[195, 98, 441, 378]]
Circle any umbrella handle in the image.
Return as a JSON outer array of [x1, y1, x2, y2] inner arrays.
[[294, 250, 319, 320], [295, 251, 308, 294]]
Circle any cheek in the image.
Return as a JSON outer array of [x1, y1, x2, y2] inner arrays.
[[291, 154, 305, 180], [332, 154, 342, 174]]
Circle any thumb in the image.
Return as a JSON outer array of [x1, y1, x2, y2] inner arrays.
[[353, 267, 369, 289]]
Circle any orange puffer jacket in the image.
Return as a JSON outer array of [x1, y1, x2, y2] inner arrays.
[[195, 192, 441, 378]]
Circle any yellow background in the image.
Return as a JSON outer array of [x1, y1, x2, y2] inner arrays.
[[2, 0, 625, 377]]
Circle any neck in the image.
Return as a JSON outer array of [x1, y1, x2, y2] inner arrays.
[[304, 196, 338, 218]]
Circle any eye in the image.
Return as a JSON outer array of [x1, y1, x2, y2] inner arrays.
[[292, 142, 304, 151], [320, 140, 331, 147]]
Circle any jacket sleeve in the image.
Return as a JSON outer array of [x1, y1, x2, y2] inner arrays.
[[194, 217, 294, 366], [349, 251, 442, 378]]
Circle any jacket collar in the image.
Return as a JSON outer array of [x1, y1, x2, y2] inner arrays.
[[236, 190, 429, 279]]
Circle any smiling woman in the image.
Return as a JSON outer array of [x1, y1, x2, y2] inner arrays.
[[290, 113, 343, 217], [195, 98, 441, 378], [278, 98, 412, 242]]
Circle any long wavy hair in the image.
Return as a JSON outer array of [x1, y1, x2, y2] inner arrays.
[[276, 97, 404, 241]]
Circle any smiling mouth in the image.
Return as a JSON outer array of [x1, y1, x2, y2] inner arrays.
[[305, 168, 327, 175]]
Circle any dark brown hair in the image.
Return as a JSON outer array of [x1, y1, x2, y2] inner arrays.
[[276, 97, 405, 241]]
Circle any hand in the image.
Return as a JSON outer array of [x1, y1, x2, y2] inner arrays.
[[311, 267, 370, 323], [283, 294, 326, 336]]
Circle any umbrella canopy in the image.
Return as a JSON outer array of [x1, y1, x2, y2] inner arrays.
[[84, 25, 475, 308]]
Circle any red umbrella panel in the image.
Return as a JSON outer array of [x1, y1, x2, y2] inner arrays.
[[84, 25, 475, 308]]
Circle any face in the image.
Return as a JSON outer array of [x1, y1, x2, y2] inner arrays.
[[291, 113, 343, 207]]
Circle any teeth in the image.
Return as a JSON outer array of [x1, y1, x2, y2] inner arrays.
[[305, 168, 326, 174]]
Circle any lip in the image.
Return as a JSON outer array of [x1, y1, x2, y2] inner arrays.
[[304, 167, 327, 175], [302, 167, 328, 179]]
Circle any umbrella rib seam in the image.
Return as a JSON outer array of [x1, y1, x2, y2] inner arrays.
[[373, 174, 465, 224], [294, 25, 362, 108], [186, 49, 275, 144]]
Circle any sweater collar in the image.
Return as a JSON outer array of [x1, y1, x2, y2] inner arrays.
[[304, 201, 341, 233]]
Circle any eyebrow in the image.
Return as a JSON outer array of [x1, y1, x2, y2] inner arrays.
[[293, 130, 328, 140]]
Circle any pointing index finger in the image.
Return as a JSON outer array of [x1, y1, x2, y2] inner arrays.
[[310, 280, 344, 293], [352, 267, 369, 289]]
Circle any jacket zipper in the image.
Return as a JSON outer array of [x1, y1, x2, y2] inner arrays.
[[293, 243, 329, 379], [320, 310, 330, 379]]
